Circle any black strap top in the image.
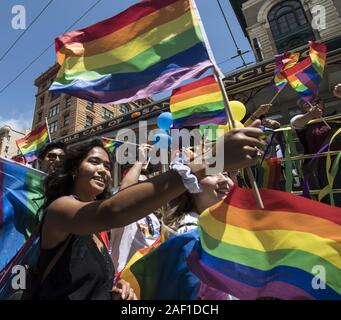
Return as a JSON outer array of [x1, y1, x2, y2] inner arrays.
[[37, 234, 115, 300]]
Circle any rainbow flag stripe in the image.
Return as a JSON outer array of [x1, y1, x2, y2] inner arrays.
[[284, 42, 327, 102], [16, 123, 49, 163], [170, 75, 227, 128], [50, 0, 213, 103], [272, 52, 299, 91], [189, 187, 341, 300], [102, 137, 123, 153], [0, 157, 45, 272]]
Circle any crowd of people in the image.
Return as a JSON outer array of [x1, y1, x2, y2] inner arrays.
[[8, 83, 341, 300]]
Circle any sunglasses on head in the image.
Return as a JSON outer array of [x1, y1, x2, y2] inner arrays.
[[46, 152, 65, 160]]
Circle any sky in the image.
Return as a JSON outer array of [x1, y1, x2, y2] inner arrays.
[[0, 0, 255, 131]]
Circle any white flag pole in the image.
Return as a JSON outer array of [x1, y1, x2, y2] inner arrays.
[[45, 117, 52, 142]]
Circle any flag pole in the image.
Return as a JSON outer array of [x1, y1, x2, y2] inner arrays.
[[269, 84, 286, 104], [213, 66, 264, 209], [45, 117, 52, 142]]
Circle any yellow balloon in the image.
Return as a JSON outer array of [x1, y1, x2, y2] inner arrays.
[[229, 101, 247, 122]]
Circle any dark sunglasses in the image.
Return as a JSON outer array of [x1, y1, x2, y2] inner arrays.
[[46, 152, 65, 160]]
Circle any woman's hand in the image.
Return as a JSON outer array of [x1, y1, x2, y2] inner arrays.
[[200, 173, 234, 195], [112, 279, 138, 300], [254, 104, 272, 118], [213, 120, 265, 171]]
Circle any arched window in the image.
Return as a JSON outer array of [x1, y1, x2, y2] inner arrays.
[[268, 1, 315, 53]]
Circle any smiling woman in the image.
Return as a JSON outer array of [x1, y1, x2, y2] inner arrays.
[[30, 122, 264, 300]]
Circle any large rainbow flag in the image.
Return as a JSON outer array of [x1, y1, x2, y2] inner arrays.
[[16, 123, 50, 163], [120, 230, 200, 299], [188, 186, 341, 300], [271, 52, 299, 91], [50, 0, 213, 103], [170, 75, 227, 128], [284, 42, 327, 102], [0, 157, 45, 273]]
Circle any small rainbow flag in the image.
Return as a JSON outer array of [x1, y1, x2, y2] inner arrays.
[[16, 123, 50, 163], [170, 75, 227, 128], [256, 157, 282, 189], [271, 52, 299, 91], [102, 137, 123, 153], [50, 0, 213, 103], [284, 42, 327, 102], [0, 157, 45, 273], [188, 186, 341, 300]]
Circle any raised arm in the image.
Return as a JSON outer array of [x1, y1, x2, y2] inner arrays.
[[42, 122, 264, 247], [290, 106, 323, 129], [119, 144, 151, 190]]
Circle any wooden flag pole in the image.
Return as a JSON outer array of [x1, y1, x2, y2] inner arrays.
[[214, 67, 264, 209], [269, 84, 286, 104]]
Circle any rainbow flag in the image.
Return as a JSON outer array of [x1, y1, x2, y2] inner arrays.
[[0, 157, 45, 273], [170, 75, 227, 128], [271, 52, 299, 91], [256, 157, 282, 189], [188, 186, 341, 300], [102, 137, 123, 154], [50, 0, 213, 103], [284, 42, 327, 102], [120, 230, 200, 299], [16, 123, 50, 163]]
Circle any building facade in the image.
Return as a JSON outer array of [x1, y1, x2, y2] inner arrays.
[[227, 0, 341, 125], [231, 0, 341, 61], [0, 126, 25, 159], [32, 63, 153, 141]]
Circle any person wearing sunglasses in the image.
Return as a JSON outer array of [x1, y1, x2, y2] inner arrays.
[[38, 142, 66, 175]]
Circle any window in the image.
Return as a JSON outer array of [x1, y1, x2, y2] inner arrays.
[[40, 95, 45, 106], [85, 116, 93, 128], [102, 107, 114, 120], [252, 38, 263, 62], [65, 96, 72, 108], [48, 121, 58, 134], [5, 146, 9, 153], [119, 104, 131, 113], [49, 91, 60, 101], [7, 134, 11, 142], [63, 114, 70, 126], [268, 1, 315, 53], [86, 101, 94, 111], [37, 112, 43, 123], [48, 104, 60, 118]]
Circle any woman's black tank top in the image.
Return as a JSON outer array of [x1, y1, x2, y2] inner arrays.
[[37, 234, 114, 300]]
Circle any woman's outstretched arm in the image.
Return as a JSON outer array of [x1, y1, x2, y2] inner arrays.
[[42, 123, 264, 248]]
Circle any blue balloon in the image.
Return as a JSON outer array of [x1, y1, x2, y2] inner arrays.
[[152, 130, 172, 149], [157, 112, 173, 130]]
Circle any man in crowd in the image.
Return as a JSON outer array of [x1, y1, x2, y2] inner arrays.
[[290, 84, 341, 206], [37, 141, 66, 174]]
